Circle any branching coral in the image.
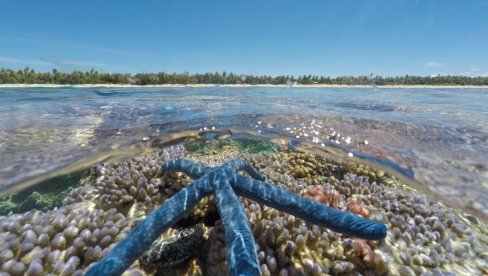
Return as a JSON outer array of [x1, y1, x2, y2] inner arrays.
[[346, 199, 370, 218], [303, 186, 340, 208], [63, 145, 188, 211], [0, 203, 130, 275], [353, 238, 376, 267], [87, 159, 387, 275], [2, 147, 486, 275]]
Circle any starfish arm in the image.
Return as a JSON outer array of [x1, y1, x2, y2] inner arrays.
[[85, 179, 212, 276], [233, 175, 387, 241], [212, 173, 261, 276], [226, 160, 266, 181], [162, 159, 210, 179]]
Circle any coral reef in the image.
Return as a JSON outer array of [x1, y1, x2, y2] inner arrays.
[[184, 139, 277, 168], [185, 138, 277, 156], [302, 186, 340, 208], [0, 202, 130, 275], [346, 199, 370, 218], [285, 152, 323, 179], [87, 159, 386, 275], [237, 151, 488, 275], [353, 238, 376, 267], [63, 145, 188, 213], [1, 142, 487, 275]]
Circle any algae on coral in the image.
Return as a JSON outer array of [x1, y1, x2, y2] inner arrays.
[[0, 170, 85, 215]]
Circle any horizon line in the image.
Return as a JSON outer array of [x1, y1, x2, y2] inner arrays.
[[1, 67, 487, 79]]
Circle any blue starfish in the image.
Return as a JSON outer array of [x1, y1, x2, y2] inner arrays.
[[87, 159, 387, 276]]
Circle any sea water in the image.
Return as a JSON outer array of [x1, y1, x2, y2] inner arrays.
[[1, 87, 488, 274], [1, 87, 487, 220]]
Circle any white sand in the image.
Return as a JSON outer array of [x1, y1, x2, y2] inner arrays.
[[1, 83, 487, 89]]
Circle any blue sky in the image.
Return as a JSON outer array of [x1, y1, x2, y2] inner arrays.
[[0, 0, 487, 76]]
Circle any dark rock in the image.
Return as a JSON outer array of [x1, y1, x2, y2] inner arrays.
[[139, 225, 205, 268]]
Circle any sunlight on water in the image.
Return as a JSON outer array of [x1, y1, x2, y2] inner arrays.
[[1, 87, 488, 274], [1, 87, 488, 219]]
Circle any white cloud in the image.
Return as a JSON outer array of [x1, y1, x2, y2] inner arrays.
[[0, 56, 127, 71], [51, 60, 107, 67], [425, 61, 446, 67], [0, 57, 105, 68], [461, 65, 488, 77], [478, 0, 488, 6], [430, 66, 488, 77], [0, 57, 54, 66], [461, 71, 488, 77], [0, 33, 153, 59], [74, 44, 152, 58]]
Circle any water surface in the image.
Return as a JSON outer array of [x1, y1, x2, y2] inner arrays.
[[1, 86, 487, 221]]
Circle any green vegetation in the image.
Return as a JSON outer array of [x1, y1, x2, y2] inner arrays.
[[0, 171, 85, 215], [1, 67, 488, 86], [184, 139, 277, 155]]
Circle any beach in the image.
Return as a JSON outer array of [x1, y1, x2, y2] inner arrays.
[[1, 83, 488, 89]]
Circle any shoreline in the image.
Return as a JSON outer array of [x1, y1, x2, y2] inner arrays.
[[1, 83, 488, 89]]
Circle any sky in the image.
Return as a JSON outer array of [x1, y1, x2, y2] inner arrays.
[[0, 0, 487, 77]]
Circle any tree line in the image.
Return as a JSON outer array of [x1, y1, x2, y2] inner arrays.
[[1, 67, 488, 86]]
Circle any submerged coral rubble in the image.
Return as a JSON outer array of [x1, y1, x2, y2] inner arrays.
[[1, 142, 487, 275]]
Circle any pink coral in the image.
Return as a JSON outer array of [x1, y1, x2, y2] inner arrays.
[[346, 199, 369, 218], [303, 186, 340, 208], [353, 239, 376, 267]]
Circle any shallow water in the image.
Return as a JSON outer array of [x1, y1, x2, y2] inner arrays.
[[1, 87, 487, 221], [1, 86, 488, 275]]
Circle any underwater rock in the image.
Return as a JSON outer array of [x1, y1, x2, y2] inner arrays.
[[139, 225, 205, 269]]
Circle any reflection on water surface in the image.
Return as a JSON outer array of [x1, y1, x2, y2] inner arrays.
[[1, 87, 487, 221]]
